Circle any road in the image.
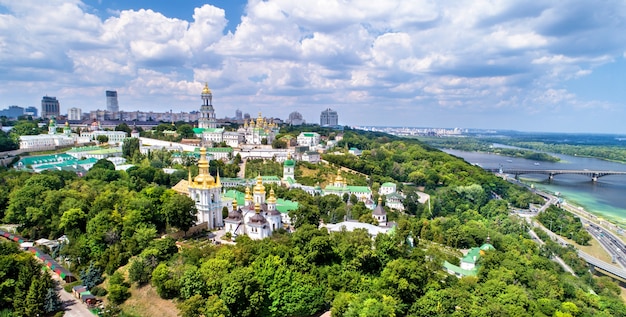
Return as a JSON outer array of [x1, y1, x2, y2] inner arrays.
[[581, 219, 626, 269], [58, 286, 95, 317]]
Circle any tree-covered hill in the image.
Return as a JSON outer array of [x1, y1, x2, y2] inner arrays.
[[0, 128, 624, 317]]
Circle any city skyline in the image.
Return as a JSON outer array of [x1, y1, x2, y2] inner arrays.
[[1, 1, 626, 133]]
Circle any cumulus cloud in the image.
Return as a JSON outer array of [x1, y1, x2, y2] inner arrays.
[[0, 0, 625, 132]]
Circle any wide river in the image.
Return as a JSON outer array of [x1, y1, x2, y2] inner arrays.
[[443, 149, 626, 228]]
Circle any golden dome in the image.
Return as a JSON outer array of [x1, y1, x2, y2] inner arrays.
[[201, 82, 212, 95], [65, 121, 69, 127], [335, 171, 344, 183], [194, 147, 215, 186], [232, 199, 238, 211], [245, 186, 253, 201], [267, 189, 277, 204], [254, 174, 265, 194]]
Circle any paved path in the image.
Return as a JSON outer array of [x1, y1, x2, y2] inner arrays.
[[57, 286, 95, 317]]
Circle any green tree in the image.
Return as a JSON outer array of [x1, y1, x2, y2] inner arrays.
[[178, 294, 207, 317], [80, 262, 104, 289], [97, 135, 110, 144], [115, 123, 132, 136], [122, 137, 141, 159], [161, 191, 197, 234]]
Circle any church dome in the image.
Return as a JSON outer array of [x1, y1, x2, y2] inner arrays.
[[267, 189, 277, 204], [253, 175, 265, 194], [283, 152, 295, 166], [335, 171, 344, 183], [193, 147, 215, 186], [202, 83, 212, 95], [250, 203, 267, 224]]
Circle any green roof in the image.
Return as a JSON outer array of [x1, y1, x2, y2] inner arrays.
[[193, 127, 224, 134], [222, 190, 298, 214], [443, 261, 477, 277], [66, 146, 101, 153], [347, 186, 371, 193], [381, 182, 396, 187], [283, 159, 295, 166], [18, 154, 74, 166], [462, 247, 482, 264]]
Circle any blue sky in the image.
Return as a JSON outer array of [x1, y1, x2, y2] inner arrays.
[[1, 0, 626, 133]]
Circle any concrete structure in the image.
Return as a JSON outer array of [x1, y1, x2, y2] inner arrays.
[[106, 90, 119, 114], [41, 96, 60, 118], [320, 108, 338, 126], [488, 168, 626, 183], [68, 107, 82, 121], [0, 106, 24, 119]]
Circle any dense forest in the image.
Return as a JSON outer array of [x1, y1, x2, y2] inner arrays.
[[0, 128, 624, 316]]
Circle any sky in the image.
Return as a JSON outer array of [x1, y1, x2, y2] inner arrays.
[[1, 0, 626, 134]]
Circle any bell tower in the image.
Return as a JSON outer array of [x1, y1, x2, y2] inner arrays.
[[199, 83, 216, 129]]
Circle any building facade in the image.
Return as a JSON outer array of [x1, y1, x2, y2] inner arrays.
[[198, 83, 216, 129], [67, 107, 82, 121], [41, 96, 60, 119], [224, 177, 282, 240], [320, 108, 338, 126], [106, 90, 119, 114], [188, 147, 224, 230]]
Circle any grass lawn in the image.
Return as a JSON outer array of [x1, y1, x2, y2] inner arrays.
[[120, 284, 179, 317]]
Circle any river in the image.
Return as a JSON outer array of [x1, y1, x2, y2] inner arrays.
[[443, 149, 626, 228]]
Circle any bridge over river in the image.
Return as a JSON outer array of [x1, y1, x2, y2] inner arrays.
[[485, 168, 626, 182]]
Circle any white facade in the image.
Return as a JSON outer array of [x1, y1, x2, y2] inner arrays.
[[320, 108, 338, 126], [223, 131, 244, 147], [297, 132, 321, 148], [188, 148, 224, 229], [81, 131, 128, 145], [379, 182, 397, 195], [68, 107, 82, 120], [224, 178, 283, 240], [301, 151, 321, 163]]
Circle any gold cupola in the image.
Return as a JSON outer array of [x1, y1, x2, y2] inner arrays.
[[253, 174, 265, 195], [267, 189, 277, 204], [202, 82, 211, 95], [193, 147, 215, 187]]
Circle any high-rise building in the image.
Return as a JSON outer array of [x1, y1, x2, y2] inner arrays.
[[41, 96, 60, 118], [198, 83, 216, 129], [0, 106, 24, 119], [106, 90, 119, 113], [67, 107, 82, 121], [320, 108, 338, 126], [24, 106, 38, 117], [287, 111, 304, 125], [235, 109, 243, 121]]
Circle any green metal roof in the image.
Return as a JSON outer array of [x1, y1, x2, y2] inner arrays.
[[222, 189, 298, 214], [347, 186, 371, 193], [381, 182, 396, 187], [283, 159, 295, 166], [443, 261, 477, 277], [66, 146, 101, 152], [18, 154, 74, 166], [193, 127, 224, 134]]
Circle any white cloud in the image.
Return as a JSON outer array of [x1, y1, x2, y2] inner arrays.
[[0, 0, 625, 132]]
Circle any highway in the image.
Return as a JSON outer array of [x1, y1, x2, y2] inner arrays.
[[580, 219, 626, 269], [501, 173, 626, 280]]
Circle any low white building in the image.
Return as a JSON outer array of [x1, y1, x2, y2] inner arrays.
[[297, 132, 321, 148], [81, 130, 128, 145], [379, 182, 397, 195]]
